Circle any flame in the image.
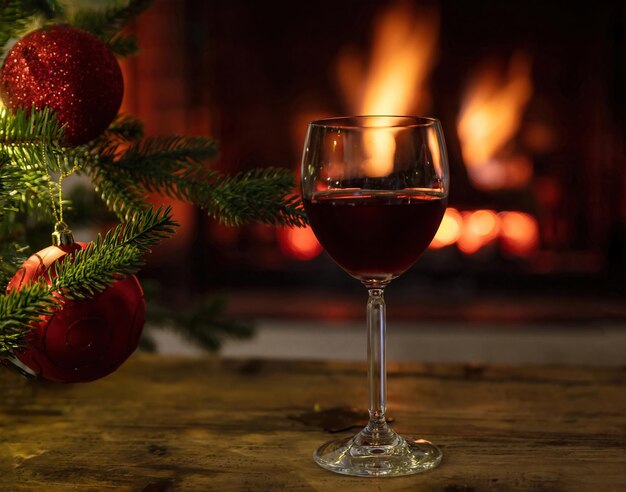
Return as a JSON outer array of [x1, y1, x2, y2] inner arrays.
[[430, 208, 463, 249], [457, 53, 533, 190], [336, 1, 439, 177], [362, 124, 397, 177]]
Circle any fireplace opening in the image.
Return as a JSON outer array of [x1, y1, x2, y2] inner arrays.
[[122, 0, 626, 317]]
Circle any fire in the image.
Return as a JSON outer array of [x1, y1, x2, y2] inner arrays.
[[499, 211, 539, 257], [429, 208, 539, 258], [278, 226, 323, 261], [457, 52, 533, 190], [430, 208, 463, 249], [363, 124, 397, 177], [336, 1, 439, 177], [458, 210, 499, 255]]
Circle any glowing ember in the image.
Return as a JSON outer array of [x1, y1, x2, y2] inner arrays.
[[456, 210, 499, 254], [457, 52, 533, 191], [499, 211, 539, 257], [429, 208, 539, 258], [430, 208, 463, 249], [278, 226, 323, 261], [467, 209, 499, 238], [336, 1, 439, 176]]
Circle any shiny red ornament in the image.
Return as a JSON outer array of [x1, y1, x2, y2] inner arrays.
[[0, 24, 123, 146], [6, 243, 145, 383]]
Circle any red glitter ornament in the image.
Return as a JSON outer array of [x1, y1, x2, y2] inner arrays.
[[0, 24, 123, 146], [6, 242, 145, 383]]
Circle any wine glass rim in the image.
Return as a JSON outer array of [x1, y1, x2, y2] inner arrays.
[[309, 115, 440, 129]]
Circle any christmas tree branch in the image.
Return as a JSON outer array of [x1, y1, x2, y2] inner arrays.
[[70, 0, 153, 43], [0, 0, 56, 56], [195, 168, 308, 227], [52, 242, 143, 300], [105, 163, 307, 227], [104, 204, 179, 252], [0, 108, 88, 221], [50, 205, 178, 301], [0, 154, 53, 221], [0, 106, 87, 175], [147, 296, 254, 352], [102, 114, 145, 143], [0, 282, 54, 356], [0, 157, 22, 214], [91, 164, 150, 221], [0, 242, 27, 286], [0, 106, 64, 148], [117, 135, 219, 170], [106, 32, 139, 57], [88, 114, 144, 156], [92, 134, 307, 227]]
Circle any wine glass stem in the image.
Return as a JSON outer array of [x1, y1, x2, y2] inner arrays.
[[367, 288, 387, 427]]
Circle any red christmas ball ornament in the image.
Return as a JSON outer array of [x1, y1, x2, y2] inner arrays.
[[0, 24, 123, 146], [6, 240, 145, 383]]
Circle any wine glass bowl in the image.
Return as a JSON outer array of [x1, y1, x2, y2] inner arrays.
[[301, 115, 449, 477]]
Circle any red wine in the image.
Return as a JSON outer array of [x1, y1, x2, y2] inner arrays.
[[304, 190, 446, 280]]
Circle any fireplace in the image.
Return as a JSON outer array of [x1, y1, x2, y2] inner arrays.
[[123, 0, 626, 300]]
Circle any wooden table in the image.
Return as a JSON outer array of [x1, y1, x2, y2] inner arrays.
[[1, 355, 625, 491]]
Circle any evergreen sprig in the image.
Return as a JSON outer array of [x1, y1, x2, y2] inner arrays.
[[52, 242, 143, 301], [103, 204, 179, 252], [92, 134, 307, 227], [0, 106, 64, 148], [0, 0, 49, 55], [52, 205, 177, 301], [148, 296, 254, 352], [105, 32, 139, 57], [102, 114, 144, 143], [0, 106, 87, 175], [0, 158, 22, 214], [53, 207, 170, 299], [0, 107, 82, 222], [199, 168, 307, 227], [89, 113, 144, 155], [0, 241, 27, 286], [91, 164, 149, 220], [117, 135, 218, 171], [0, 282, 54, 356], [0, 142, 54, 222], [70, 0, 152, 56]]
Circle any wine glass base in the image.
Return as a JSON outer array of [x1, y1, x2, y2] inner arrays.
[[313, 432, 442, 477]]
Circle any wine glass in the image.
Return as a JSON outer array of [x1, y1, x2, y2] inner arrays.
[[301, 115, 449, 477]]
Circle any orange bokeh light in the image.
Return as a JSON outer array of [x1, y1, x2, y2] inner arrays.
[[457, 210, 500, 255], [278, 226, 323, 261], [499, 211, 539, 257], [467, 209, 499, 238], [430, 208, 463, 249]]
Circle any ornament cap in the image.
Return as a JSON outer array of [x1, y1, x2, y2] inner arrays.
[[51, 222, 75, 246]]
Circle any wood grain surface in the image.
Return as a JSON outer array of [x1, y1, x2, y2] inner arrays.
[[1, 355, 625, 491]]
